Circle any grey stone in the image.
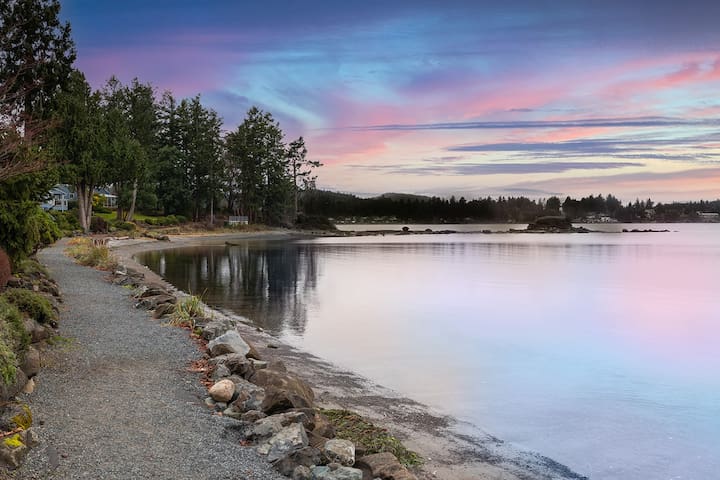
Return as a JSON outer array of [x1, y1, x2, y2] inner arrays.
[[208, 330, 251, 357], [230, 377, 266, 413], [201, 321, 228, 341], [247, 411, 307, 442], [323, 439, 355, 467], [293, 465, 312, 480], [212, 363, 231, 380], [273, 446, 322, 476], [241, 410, 267, 423], [21, 346, 41, 378], [257, 422, 308, 462], [310, 465, 363, 480]]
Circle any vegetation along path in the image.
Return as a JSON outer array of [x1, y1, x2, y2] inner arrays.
[[14, 240, 284, 480]]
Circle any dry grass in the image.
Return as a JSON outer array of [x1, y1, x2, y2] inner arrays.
[[65, 237, 119, 270]]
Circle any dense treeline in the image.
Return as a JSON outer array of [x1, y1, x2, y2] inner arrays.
[[301, 191, 720, 223], [0, 0, 321, 245]]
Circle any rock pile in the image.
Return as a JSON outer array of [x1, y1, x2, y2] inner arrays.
[[198, 322, 418, 480], [0, 260, 61, 468]]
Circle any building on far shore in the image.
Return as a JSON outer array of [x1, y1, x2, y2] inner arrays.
[[696, 212, 719, 222], [40, 184, 75, 212]]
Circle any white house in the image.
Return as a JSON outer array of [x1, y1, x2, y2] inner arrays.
[[41, 184, 74, 212]]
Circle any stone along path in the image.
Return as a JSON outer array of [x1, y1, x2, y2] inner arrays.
[[15, 241, 285, 480]]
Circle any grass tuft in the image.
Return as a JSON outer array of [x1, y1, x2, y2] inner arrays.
[[66, 238, 118, 270], [169, 294, 205, 328]]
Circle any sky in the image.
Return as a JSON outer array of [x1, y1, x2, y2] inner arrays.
[[60, 0, 720, 202]]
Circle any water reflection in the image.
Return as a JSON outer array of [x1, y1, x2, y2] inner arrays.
[[139, 241, 319, 334]]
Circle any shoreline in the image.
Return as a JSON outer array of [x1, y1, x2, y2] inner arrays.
[[110, 231, 588, 480]]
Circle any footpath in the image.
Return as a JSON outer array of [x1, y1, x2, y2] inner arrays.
[[14, 240, 284, 479]]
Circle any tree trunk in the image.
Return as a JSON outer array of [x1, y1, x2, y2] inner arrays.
[[127, 178, 138, 221], [76, 183, 94, 233], [209, 195, 214, 226]]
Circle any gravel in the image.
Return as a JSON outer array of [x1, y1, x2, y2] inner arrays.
[[14, 241, 285, 480]]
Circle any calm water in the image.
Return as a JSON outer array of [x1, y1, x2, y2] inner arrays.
[[137, 224, 720, 480]]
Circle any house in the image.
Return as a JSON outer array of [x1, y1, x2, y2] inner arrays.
[[94, 187, 117, 208], [228, 215, 249, 225], [40, 184, 75, 212]]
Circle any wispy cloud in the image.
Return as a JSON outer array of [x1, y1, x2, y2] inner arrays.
[[343, 117, 720, 132], [350, 161, 644, 176]]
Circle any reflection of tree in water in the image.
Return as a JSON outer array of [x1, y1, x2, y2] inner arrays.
[[139, 241, 319, 335]]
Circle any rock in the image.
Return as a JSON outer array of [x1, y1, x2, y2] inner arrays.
[[139, 285, 169, 298], [307, 431, 330, 450], [293, 465, 312, 480], [208, 330, 252, 357], [208, 379, 235, 402], [268, 360, 288, 372], [212, 364, 231, 380], [247, 411, 308, 442], [230, 378, 266, 413], [273, 446, 322, 476], [240, 410, 267, 423], [21, 378, 35, 394], [258, 422, 309, 462], [0, 402, 33, 432], [137, 294, 176, 310], [310, 465, 363, 480], [0, 433, 29, 468], [323, 439, 355, 466], [20, 346, 41, 378], [204, 397, 216, 408], [0, 370, 28, 401], [200, 321, 229, 341], [250, 358, 268, 370], [223, 353, 256, 378], [312, 411, 335, 439], [153, 302, 176, 319], [250, 369, 315, 414], [355, 452, 417, 480], [31, 324, 50, 343]]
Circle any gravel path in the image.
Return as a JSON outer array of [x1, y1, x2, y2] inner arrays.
[[14, 241, 284, 480]]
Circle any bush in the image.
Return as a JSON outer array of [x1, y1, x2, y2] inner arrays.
[[12, 258, 49, 279], [50, 211, 82, 235], [90, 215, 109, 233], [0, 298, 30, 385], [144, 215, 185, 226], [295, 213, 337, 231], [112, 220, 137, 232], [1, 288, 57, 325], [0, 202, 62, 263]]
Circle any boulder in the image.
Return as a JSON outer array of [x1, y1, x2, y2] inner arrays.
[[250, 369, 315, 414], [273, 446, 322, 476], [200, 321, 229, 341], [323, 439, 355, 466], [307, 431, 330, 450], [208, 379, 235, 403], [20, 346, 41, 378], [139, 285, 169, 298], [293, 465, 312, 480], [0, 370, 28, 402], [208, 330, 252, 357], [223, 353, 256, 378], [212, 364, 231, 380], [312, 411, 336, 439], [137, 294, 176, 310], [310, 465, 363, 480], [247, 411, 308, 442], [257, 422, 308, 462], [229, 378, 265, 413], [354, 452, 417, 480], [0, 432, 29, 468]]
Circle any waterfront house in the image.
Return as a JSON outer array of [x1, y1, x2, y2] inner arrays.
[[40, 184, 75, 212]]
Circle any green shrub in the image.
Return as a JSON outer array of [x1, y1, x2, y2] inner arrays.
[[0, 202, 62, 263], [144, 215, 184, 226], [50, 211, 81, 235], [0, 298, 31, 385], [13, 258, 49, 279], [112, 220, 137, 231], [1, 288, 57, 325]]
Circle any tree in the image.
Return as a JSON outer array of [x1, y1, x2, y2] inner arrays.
[[52, 70, 106, 232], [0, 0, 76, 119], [286, 136, 320, 219], [225, 107, 290, 224]]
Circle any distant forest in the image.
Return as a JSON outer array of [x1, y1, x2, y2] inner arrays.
[[300, 190, 720, 223]]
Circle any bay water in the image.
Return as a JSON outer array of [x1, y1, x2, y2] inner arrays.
[[136, 224, 720, 479]]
